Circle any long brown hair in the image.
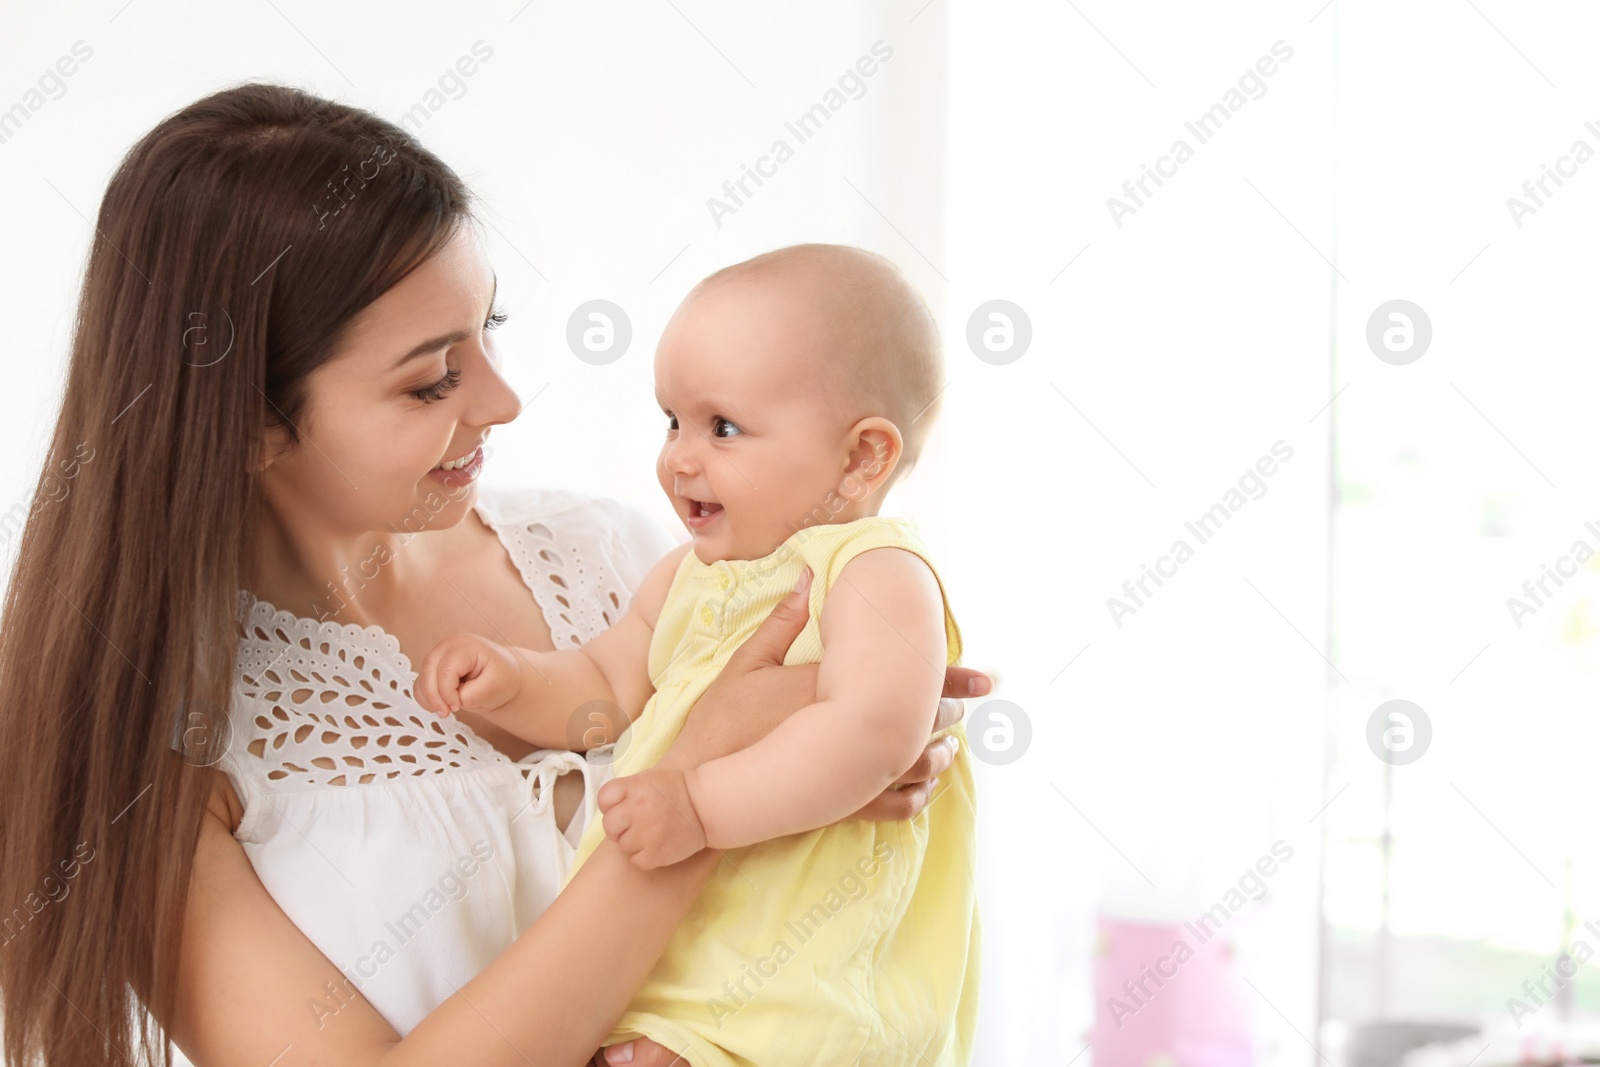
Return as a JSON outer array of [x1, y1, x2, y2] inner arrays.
[[0, 82, 475, 1065]]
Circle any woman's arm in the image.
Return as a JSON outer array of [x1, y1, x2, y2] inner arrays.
[[169, 772, 718, 1067], [168, 578, 986, 1067]]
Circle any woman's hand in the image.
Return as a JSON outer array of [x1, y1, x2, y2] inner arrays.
[[661, 568, 994, 816], [594, 1037, 704, 1065], [596, 573, 992, 1066], [845, 666, 987, 822], [591, 1039, 680, 1065]]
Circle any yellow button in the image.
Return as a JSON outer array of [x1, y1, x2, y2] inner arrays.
[[700, 605, 714, 625], [719, 573, 731, 590]]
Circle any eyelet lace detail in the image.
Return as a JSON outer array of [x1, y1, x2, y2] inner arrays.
[[501, 520, 627, 651], [225, 489, 659, 792], [233, 591, 511, 787]]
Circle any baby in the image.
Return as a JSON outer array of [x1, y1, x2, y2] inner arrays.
[[417, 244, 979, 1066]]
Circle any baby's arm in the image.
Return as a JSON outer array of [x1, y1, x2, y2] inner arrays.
[[414, 543, 691, 749], [598, 548, 947, 867]]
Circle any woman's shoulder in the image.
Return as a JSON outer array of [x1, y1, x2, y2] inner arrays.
[[472, 482, 602, 522], [473, 484, 679, 644]]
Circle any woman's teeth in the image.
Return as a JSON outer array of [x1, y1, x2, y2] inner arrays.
[[436, 447, 478, 471]]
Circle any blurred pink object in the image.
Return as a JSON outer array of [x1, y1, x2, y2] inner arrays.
[[1092, 914, 1255, 1067]]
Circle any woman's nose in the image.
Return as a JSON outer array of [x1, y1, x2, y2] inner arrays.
[[470, 345, 523, 427]]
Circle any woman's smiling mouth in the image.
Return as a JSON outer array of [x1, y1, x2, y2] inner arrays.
[[429, 444, 484, 485]]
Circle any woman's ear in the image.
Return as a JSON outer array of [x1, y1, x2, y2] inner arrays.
[[838, 417, 904, 503], [249, 424, 293, 474]]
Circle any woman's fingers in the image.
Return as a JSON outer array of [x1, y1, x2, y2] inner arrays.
[[603, 1037, 688, 1065], [720, 567, 812, 673], [932, 696, 965, 734], [853, 778, 939, 822], [895, 735, 958, 787], [941, 665, 993, 699]]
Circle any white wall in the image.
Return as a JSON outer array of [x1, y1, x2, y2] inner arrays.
[[945, 2, 1330, 1062]]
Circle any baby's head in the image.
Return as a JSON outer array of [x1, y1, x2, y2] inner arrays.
[[654, 243, 943, 563]]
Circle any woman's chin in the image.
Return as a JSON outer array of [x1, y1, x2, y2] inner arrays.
[[394, 480, 476, 534]]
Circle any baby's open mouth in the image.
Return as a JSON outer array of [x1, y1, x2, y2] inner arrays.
[[690, 500, 723, 519]]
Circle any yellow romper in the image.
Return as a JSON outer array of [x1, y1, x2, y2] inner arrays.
[[564, 515, 980, 1066]]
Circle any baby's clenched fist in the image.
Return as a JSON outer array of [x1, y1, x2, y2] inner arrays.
[[596, 767, 708, 870], [414, 633, 522, 717]]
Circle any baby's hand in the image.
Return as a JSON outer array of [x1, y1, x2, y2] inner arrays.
[[414, 633, 522, 717], [596, 767, 708, 870]]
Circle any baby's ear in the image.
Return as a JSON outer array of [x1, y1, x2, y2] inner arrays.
[[840, 417, 903, 502]]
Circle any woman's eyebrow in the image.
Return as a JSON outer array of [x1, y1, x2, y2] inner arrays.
[[390, 273, 498, 370]]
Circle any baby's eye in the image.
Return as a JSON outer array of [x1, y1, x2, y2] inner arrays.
[[663, 412, 678, 431], [712, 417, 743, 439]]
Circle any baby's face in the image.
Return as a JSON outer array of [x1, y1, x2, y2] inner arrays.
[[654, 278, 858, 564]]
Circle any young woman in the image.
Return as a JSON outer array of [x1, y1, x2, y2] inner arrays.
[[0, 83, 984, 1066]]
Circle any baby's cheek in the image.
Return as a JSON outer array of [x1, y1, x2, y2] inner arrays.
[[654, 453, 674, 498]]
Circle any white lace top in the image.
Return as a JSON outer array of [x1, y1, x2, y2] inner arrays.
[[218, 485, 673, 1036]]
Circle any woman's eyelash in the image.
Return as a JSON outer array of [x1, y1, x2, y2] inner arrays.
[[411, 368, 462, 403], [411, 307, 504, 403]]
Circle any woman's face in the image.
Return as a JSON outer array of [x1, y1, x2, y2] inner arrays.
[[260, 223, 521, 537]]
